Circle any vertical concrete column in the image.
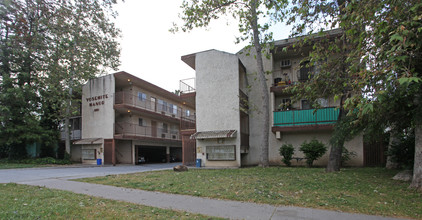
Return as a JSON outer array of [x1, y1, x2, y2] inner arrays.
[[166, 146, 170, 163], [112, 139, 116, 166]]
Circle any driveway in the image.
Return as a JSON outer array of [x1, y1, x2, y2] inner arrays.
[[0, 163, 179, 183]]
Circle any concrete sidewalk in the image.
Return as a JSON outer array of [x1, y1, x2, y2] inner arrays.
[[22, 178, 403, 220]]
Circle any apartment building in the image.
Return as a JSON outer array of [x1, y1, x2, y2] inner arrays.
[[182, 29, 366, 167], [69, 71, 195, 165]]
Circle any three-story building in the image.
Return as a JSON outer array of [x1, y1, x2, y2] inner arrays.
[[71, 71, 195, 165]]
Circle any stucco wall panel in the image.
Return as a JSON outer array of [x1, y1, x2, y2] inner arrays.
[[81, 75, 115, 139]]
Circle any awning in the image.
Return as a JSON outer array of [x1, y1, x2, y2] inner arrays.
[[191, 130, 237, 139], [73, 138, 103, 145]]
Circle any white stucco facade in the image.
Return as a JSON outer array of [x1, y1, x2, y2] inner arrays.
[[194, 50, 244, 167]]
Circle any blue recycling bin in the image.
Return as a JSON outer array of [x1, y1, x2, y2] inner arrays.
[[196, 159, 201, 167], [97, 159, 102, 165]]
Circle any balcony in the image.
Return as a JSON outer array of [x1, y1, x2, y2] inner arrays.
[[60, 129, 81, 141], [115, 122, 181, 142], [114, 91, 195, 122], [273, 107, 339, 132]]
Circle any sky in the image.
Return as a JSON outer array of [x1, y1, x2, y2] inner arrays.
[[113, 0, 290, 92]]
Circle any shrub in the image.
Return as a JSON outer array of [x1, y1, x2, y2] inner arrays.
[[279, 144, 295, 166], [299, 139, 327, 167], [386, 132, 414, 169]]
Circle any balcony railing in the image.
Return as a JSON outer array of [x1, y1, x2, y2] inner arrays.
[[114, 91, 195, 121], [273, 107, 339, 127], [115, 122, 181, 140], [60, 129, 81, 140], [181, 116, 196, 130]]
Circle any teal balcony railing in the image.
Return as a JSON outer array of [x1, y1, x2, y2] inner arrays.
[[273, 107, 339, 127]]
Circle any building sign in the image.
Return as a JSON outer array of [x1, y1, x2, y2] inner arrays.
[[82, 149, 96, 160], [86, 94, 109, 107], [206, 145, 236, 161]]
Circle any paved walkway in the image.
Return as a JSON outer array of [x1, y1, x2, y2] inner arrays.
[[2, 165, 404, 220]]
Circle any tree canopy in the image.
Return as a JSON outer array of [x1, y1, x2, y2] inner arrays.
[[286, 0, 422, 189], [0, 0, 121, 159]]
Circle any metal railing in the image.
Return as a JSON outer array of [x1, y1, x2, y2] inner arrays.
[[114, 91, 195, 121], [179, 78, 195, 93], [115, 122, 181, 140], [180, 116, 196, 130], [60, 129, 81, 140], [273, 107, 339, 127]]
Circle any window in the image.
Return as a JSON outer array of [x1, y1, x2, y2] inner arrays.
[[206, 145, 236, 161], [138, 118, 143, 126], [172, 105, 178, 114], [301, 100, 311, 110], [82, 149, 96, 160], [163, 123, 168, 133], [137, 91, 147, 101], [158, 99, 163, 111], [73, 118, 80, 130], [185, 110, 190, 117], [280, 59, 291, 68], [163, 101, 168, 111], [299, 61, 314, 81], [169, 103, 174, 114]]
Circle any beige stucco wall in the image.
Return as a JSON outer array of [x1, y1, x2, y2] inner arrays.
[[237, 48, 273, 166], [70, 145, 82, 162], [195, 50, 242, 167], [116, 140, 132, 164], [81, 74, 115, 139], [269, 131, 363, 166]]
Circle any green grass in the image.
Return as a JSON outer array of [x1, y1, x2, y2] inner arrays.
[[0, 183, 223, 219], [77, 167, 422, 219], [0, 163, 46, 169], [0, 158, 71, 169]]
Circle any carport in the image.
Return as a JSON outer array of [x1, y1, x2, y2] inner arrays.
[[136, 145, 167, 164]]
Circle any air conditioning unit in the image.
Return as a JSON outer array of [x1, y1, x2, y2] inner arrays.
[[161, 133, 166, 138], [280, 59, 291, 68], [161, 111, 165, 115], [172, 135, 176, 139]]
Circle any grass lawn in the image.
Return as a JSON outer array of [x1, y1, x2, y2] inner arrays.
[[0, 158, 72, 169], [0, 183, 223, 219], [0, 163, 46, 169], [77, 167, 422, 219]]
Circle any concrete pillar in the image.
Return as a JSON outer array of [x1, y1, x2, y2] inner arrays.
[[112, 139, 116, 166], [166, 146, 170, 163]]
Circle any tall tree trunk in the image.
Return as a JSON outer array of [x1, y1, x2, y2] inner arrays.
[[410, 122, 422, 190], [326, 95, 346, 172], [326, 140, 344, 172], [386, 130, 399, 169], [251, 0, 269, 167]]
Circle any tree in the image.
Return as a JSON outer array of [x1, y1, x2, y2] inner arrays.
[[287, 0, 422, 189], [0, 0, 121, 158], [171, 0, 288, 167]]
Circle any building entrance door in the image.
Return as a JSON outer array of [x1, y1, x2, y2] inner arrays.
[[151, 121, 157, 137]]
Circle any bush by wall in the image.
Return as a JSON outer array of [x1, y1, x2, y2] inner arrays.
[[299, 139, 327, 167], [279, 144, 295, 166]]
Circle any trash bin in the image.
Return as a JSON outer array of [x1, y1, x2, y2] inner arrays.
[[196, 159, 201, 167], [96, 159, 102, 165]]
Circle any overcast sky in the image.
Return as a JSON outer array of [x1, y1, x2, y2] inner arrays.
[[113, 0, 290, 92]]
